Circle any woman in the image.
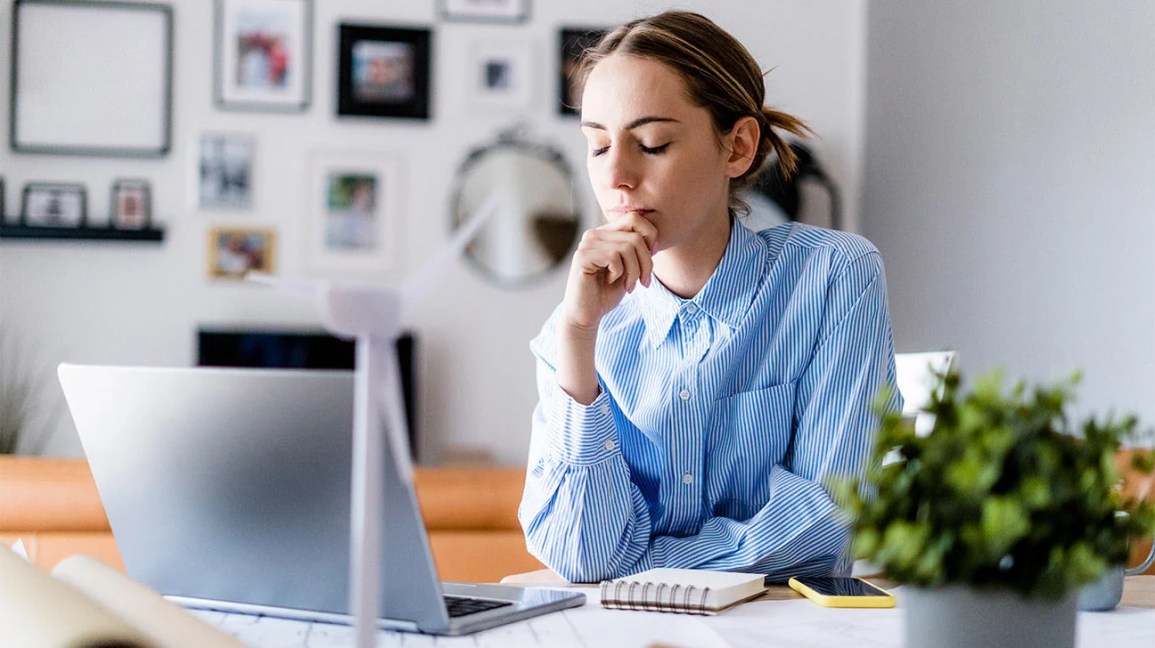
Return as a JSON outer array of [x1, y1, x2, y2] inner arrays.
[[519, 11, 902, 583]]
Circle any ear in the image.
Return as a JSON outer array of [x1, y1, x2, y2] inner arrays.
[[723, 116, 760, 178]]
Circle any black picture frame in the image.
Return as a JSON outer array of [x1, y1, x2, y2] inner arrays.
[[558, 27, 607, 117], [110, 179, 152, 230], [21, 183, 88, 228], [0, 177, 6, 220], [214, 0, 313, 112], [10, 0, 173, 157], [439, 0, 529, 24], [337, 24, 432, 120]]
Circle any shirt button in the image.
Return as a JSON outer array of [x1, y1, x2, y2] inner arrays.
[[682, 473, 694, 485], [686, 304, 698, 315], [604, 439, 616, 451], [599, 403, 610, 415], [679, 389, 690, 401]]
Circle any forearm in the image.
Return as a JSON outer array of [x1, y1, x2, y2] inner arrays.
[[641, 465, 850, 577], [520, 452, 652, 583], [555, 324, 600, 405]]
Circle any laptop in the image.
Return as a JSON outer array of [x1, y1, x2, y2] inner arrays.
[[57, 364, 584, 636]]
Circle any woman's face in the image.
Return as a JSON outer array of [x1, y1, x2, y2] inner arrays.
[[580, 54, 738, 254]]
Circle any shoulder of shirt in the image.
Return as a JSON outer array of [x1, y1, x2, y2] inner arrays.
[[758, 222, 882, 273]]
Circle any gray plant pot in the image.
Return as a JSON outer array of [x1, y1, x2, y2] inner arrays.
[[904, 585, 1077, 648]]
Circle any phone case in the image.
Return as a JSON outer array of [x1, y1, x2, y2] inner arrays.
[[787, 577, 897, 608]]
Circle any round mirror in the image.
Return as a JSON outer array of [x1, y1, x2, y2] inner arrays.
[[450, 129, 581, 287]]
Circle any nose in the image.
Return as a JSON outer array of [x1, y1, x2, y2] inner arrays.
[[600, 146, 638, 191]]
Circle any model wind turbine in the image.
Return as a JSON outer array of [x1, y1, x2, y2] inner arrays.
[[249, 196, 497, 648]]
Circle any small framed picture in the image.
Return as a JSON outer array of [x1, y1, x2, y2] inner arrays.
[[207, 226, 277, 280], [21, 183, 87, 228], [308, 150, 401, 273], [337, 24, 432, 120], [470, 40, 534, 110], [110, 179, 152, 230], [440, 0, 529, 23], [559, 27, 607, 116], [198, 133, 255, 210], [215, 0, 312, 111]]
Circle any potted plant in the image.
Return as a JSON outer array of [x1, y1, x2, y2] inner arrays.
[[843, 369, 1154, 648]]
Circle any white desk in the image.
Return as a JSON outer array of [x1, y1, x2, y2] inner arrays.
[[193, 577, 1155, 647]]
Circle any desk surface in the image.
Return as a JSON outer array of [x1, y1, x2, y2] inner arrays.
[[195, 576, 1155, 647]]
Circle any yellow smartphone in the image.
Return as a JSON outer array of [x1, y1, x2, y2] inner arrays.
[[787, 576, 896, 608]]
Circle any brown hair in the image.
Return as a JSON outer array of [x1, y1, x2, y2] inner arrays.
[[576, 11, 811, 209]]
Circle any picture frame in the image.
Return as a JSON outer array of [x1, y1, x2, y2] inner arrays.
[[440, 0, 529, 23], [198, 133, 255, 210], [214, 0, 312, 112], [110, 179, 152, 230], [337, 24, 432, 120], [0, 177, 6, 220], [469, 40, 534, 110], [11, 0, 173, 157], [558, 27, 607, 116], [207, 226, 277, 280], [307, 150, 402, 274], [21, 183, 87, 228]]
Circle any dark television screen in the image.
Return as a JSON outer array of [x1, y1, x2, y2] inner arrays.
[[197, 328, 417, 459]]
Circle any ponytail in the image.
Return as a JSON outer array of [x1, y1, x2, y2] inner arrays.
[[757, 107, 812, 180]]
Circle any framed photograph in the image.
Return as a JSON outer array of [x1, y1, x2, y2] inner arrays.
[[337, 24, 431, 120], [308, 151, 401, 273], [207, 226, 276, 280], [470, 40, 534, 110], [559, 27, 607, 116], [21, 183, 87, 228], [110, 179, 152, 230], [440, 0, 529, 23], [198, 133, 255, 210], [11, 0, 172, 157], [214, 0, 312, 111]]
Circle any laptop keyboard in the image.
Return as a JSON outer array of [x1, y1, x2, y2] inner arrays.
[[444, 595, 513, 618]]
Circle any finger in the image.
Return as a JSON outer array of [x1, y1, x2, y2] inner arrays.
[[635, 235, 653, 287], [600, 254, 624, 284], [617, 244, 641, 293], [627, 212, 659, 254]]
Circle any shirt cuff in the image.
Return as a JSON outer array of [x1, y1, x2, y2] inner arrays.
[[545, 388, 620, 465]]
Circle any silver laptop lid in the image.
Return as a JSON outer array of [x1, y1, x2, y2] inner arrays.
[[57, 364, 451, 632]]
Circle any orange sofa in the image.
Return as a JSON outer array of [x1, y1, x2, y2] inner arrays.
[[0, 456, 544, 583]]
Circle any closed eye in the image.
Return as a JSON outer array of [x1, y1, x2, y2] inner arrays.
[[641, 143, 670, 155], [591, 145, 610, 157]]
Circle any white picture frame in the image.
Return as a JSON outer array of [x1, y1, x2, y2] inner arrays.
[[11, 0, 173, 157], [197, 133, 255, 210], [307, 151, 401, 274], [215, 0, 312, 111], [469, 40, 534, 110], [440, 0, 529, 23]]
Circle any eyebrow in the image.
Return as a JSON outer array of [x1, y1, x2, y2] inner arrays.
[[579, 116, 680, 130]]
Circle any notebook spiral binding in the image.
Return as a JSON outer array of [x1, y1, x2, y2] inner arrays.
[[599, 578, 712, 615]]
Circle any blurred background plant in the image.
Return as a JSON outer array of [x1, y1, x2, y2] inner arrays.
[[842, 369, 1155, 600], [0, 325, 53, 455]]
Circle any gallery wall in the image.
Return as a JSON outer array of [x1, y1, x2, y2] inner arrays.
[[863, 1, 1155, 431], [0, 1, 868, 462]]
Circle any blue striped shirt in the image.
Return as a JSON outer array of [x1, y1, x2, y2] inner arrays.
[[519, 220, 902, 583]]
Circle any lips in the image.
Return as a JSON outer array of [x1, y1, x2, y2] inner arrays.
[[609, 207, 654, 217]]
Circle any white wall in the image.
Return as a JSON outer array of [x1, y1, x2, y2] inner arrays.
[[0, 1, 868, 462], [862, 1, 1155, 426]]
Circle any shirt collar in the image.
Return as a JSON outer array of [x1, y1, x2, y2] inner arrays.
[[637, 220, 766, 349]]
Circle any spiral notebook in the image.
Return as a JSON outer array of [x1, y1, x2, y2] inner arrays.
[[599, 568, 768, 615]]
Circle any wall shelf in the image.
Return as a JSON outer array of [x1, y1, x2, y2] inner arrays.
[[0, 223, 165, 243]]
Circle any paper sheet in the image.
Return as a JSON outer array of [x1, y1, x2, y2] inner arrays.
[[53, 555, 246, 648], [0, 544, 153, 648]]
